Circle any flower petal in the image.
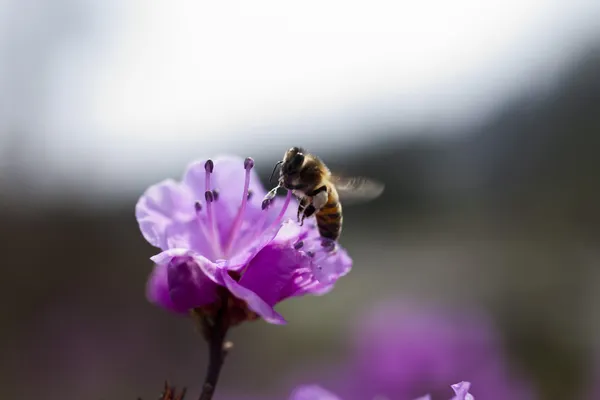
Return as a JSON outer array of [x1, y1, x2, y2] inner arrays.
[[451, 382, 474, 400], [238, 243, 310, 306], [238, 224, 350, 305], [288, 385, 342, 400], [149, 249, 220, 311], [272, 219, 303, 244], [135, 179, 195, 249], [149, 248, 191, 264], [164, 220, 219, 260], [146, 262, 188, 314], [302, 239, 352, 284], [167, 256, 220, 309], [226, 219, 299, 271], [219, 269, 286, 325]]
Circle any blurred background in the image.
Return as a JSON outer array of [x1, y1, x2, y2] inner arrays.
[[2, 1, 600, 399]]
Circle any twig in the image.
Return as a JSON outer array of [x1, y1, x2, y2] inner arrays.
[[197, 298, 232, 400]]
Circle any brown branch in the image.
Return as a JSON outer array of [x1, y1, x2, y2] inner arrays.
[[197, 299, 232, 400], [140, 294, 233, 400]]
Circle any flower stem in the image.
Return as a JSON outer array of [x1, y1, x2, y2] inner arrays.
[[197, 299, 232, 400]]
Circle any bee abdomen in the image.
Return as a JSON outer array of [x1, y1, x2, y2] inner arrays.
[[316, 200, 342, 241]]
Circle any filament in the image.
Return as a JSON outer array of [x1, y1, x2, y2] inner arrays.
[[223, 158, 254, 255]]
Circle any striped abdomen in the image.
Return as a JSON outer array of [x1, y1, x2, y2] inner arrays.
[[315, 185, 343, 241]]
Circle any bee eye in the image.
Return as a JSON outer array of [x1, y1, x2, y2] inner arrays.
[[291, 153, 304, 168]]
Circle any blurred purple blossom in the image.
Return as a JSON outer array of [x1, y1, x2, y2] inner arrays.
[[292, 300, 535, 400], [288, 381, 474, 400], [135, 156, 351, 324], [584, 351, 600, 400], [288, 385, 342, 400]]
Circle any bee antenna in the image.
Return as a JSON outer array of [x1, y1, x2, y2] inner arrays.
[[270, 161, 283, 183]]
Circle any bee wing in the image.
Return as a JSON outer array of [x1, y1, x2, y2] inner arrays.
[[330, 175, 385, 205]]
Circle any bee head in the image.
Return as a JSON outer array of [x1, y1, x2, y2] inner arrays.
[[282, 147, 305, 175]]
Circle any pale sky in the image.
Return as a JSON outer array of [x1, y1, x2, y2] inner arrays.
[[1, 0, 600, 202]]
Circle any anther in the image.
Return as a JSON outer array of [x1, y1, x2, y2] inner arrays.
[[202, 158, 222, 258], [294, 240, 304, 250], [244, 157, 254, 170], [212, 189, 219, 201], [306, 251, 315, 258], [204, 159, 214, 173], [261, 198, 271, 210], [194, 201, 202, 213], [247, 189, 253, 200]]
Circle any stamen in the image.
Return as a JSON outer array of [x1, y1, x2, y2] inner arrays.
[[212, 189, 219, 201], [265, 190, 292, 232], [194, 199, 220, 260], [232, 208, 269, 254], [294, 240, 304, 250], [234, 188, 287, 252], [204, 159, 222, 257], [223, 157, 254, 255]]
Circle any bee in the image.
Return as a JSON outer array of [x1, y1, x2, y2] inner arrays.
[[270, 146, 384, 241]]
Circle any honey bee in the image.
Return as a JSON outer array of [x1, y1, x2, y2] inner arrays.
[[270, 146, 384, 241]]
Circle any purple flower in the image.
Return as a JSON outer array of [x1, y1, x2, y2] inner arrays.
[[347, 301, 534, 399], [289, 382, 474, 400], [135, 156, 351, 324], [288, 385, 343, 400], [584, 351, 600, 400], [449, 382, 475, 400], [414, 381, 475, 400], [294, 300, 535, 400]]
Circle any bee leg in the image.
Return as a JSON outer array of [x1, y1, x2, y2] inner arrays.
[[300, 204, 316, 226], [320, 238, 336, 252], [297, 197, 309, 223]]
